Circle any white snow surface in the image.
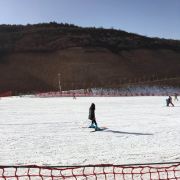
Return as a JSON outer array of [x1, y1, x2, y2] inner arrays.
[[0, 96, 180, 166]]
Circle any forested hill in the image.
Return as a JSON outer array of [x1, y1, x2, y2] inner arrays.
[[0, 23, 180, 94], [1, 22, 180, 53]]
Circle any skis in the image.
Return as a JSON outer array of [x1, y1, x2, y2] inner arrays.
[[88, 124, 96, 128], [91, 127, 108, 132], [82, 125, 108, 132]]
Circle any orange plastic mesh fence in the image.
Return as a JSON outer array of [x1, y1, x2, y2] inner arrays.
[[0, 163, 180, 180]]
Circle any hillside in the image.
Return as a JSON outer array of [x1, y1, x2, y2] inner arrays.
[[0, 23, 180, 94]]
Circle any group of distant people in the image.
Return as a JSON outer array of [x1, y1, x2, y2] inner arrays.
[[166, 93, 178, 107], [88, 93, 179, 131], [72, 92, 179, 130], [87, 93, 179, 131]]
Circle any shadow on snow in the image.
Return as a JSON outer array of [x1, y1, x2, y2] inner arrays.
[[103, 129, 153, 135]]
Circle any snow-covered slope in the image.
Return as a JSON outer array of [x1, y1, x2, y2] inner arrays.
[[0, 96, 180, 166]]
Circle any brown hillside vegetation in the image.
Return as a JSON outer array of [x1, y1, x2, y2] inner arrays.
[[0, 23, 180, 94]]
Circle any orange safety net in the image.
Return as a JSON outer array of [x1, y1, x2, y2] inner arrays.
[[0, 163, 180, 180]]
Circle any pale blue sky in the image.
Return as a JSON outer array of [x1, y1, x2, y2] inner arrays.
[[0, 0, 180, 39]]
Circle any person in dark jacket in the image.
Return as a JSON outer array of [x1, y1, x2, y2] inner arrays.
[[166, 96, 174, 107], [88, 103, 98, 128]]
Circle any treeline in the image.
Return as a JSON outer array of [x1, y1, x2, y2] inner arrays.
[[0, 22, 180, 55]]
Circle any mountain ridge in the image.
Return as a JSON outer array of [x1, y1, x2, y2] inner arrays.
[[0, 23, 180, 94]]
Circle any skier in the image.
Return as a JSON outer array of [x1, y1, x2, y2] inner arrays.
[[73, 92, 76, 99], [166, 96, 174, 107], [174, 93, 178, 101], [88, 103, 99, 130]]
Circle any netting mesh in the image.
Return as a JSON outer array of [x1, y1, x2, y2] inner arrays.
[[0, 163, 180, 180]]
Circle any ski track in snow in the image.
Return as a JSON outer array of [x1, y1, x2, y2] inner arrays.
[[0, 96, 180, 166]]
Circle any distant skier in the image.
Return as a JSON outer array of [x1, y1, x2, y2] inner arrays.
[[166, 96, 174, 107], [73, 92, 76, 99], [174, 93, 178, 101], [88, 103, 99, 130]]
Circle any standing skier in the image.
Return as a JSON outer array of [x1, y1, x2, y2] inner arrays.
[[166, 96, 174, 107], [88, 103, 99, 130], [73, 92, 76, 99]]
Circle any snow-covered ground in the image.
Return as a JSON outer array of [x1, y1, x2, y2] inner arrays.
[[0, 96, 180, 166]]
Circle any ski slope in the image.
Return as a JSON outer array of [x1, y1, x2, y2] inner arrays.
[[0, 96, 180, 166]]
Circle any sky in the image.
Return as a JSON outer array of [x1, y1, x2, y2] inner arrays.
[[0, 0, 180, 40]]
